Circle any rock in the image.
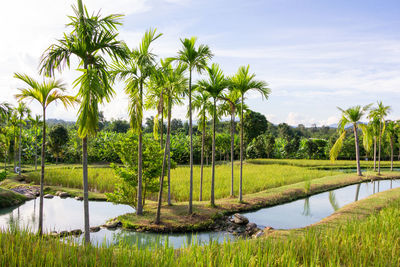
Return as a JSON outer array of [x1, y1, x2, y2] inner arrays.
[[245, 223, 259, 236], [70, 229, 82, 235], [57, 192, 70, 198], [74, 196, 83, 201], [90, 226, 101, 232], [104, 220, 121, 229], [264, 226, 274, 232], [24, 193, 36, 199], [43, 194, 54, 199], [252, 230, 264, 239], [232, 213, 249, 225], [59, 231, 68, 237]]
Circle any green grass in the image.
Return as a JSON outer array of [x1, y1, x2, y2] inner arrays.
[[24, 162, 340, 202], [0, 188, 27, 208], [1, 187, 399, 266]]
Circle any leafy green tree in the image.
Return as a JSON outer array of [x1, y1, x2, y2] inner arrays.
[[107, 135, 162, 207], [197, 63, 227, 207], [171, 37, 213, 214], [330, 105, 371, 176], [243, 110, 268, 145], [107, 119, 130, 133], [170, 119, 183, 134], [230, 65, 270, 202], [385, 120, 398, 171], [112, 29, 161, 216], [48, 124, 69, 164], [369, 102, 391, 175], [14, 73, 74, 236], [40, 0, 127, 242], [192, 90, 212, 201]]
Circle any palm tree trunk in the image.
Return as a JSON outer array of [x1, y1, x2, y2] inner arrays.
[[378, 121, 382, 175], [230, 106, 235, 197], [354, 124, 362, 176], [34, 127, 38, 171], [390, 137, 394, 171], [38, 107, 46, 236], [373, 137, 376, 171], [160, 88, 164, 149], [13, 130, 16, 171], [155, 101, 171, 224], [137, 82, 144, 216], [211, 98, 216, 207], [82, 136, 90, 243], [188, 70, 193, 214], [18, 118, 22, 175], [200, 112, 205, 201], [239, 95, 244, 202], [167, 101, 172, 206]]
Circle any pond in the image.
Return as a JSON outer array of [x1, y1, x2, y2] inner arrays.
[[0, 178, 399, 248]]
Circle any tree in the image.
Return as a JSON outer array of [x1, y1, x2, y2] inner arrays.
[[108, 119, 130, 133], [171, 37, 213, 214], [192, 90, 212, 201], [330, 105, 371, 176], [16, 102, 30, 175], [219, 89, 241, 197], [243, 110, 268, 145], [170, 119, 183, 134], [155, 62, 186, 224], [385, 120, 398, 171], [229, 65, 270, 202], [197, 63, 227, 206], [29, 115, 42, 171], [369, 102, 391, 175], [14, 73, 74, 236], [40, 0, 127, 243], [111, 29, 162, 216], [48, 124, 69, 164]]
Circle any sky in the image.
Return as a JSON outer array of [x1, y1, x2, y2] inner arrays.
[[1, 0, 399, 126]]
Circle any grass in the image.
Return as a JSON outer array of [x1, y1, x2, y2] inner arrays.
[[24, 162, 340, 202], [0, 188, 27, 208], [1, 186, 399, 266]]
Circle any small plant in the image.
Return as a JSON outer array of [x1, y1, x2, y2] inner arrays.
[[304, 178, 311, 193], [0, 170, 7, 182]]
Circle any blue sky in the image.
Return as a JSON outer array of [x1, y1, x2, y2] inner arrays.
[[1, 0, 399, 126]]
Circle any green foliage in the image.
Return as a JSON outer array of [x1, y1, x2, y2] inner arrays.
[[242, 110, 268, 145], [0, 170, 6, 182], [106, 134, 163, 206], [48, 124, 69, 163]]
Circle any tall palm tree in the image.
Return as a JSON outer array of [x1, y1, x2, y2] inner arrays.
[[330, 105, 371, 176], [155, 62, 186, 224], [197, 63, 228, 207], [230, 65, 270, 202], [16, 102, 30, 175], [171, 37, 213, 214], [219, 89, 241, 197], [385, 120, 398, 171], [29, 115, 42, 171], [369, 102, 391, 175], [112, 29, 162, 215], [9, 111, 19, 170], [14, 73, 74, 235], [192, 90, 212, 201], [40, 0, 127, 243]]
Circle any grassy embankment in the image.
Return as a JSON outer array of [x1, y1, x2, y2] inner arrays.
[[24, 163, 340, 201], [1, 186, 399, 266], [0, 188, 27, 208]]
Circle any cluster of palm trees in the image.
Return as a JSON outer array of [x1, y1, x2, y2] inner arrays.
[[330, 101, 397, 176], [10, 0, 269, 243]]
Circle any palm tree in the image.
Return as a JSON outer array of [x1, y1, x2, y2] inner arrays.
[[14, 73, 74, 235], [369, 102, 391, 175], [171, 37, 213, 214], [219, 89, 241, 197], [155, 62, 187, 224], [192, 90, 212, 201], [29, 115, 42, 171], [40, 0, 127, 243], [330, 105, 371, 176], [230, 65, 270, 202], [9, 111, 19, 171], [112, 29, 162, 215], [16, 102, 30, 175], [197, 63, 228, 207], [385, 120, 398, 171]]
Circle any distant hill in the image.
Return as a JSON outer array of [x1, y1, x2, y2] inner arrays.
[[47, 118, 75, 126]]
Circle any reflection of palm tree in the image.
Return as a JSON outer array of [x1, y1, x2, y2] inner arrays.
[[355, 184, 361, 201], [329, 192, 339, 211], [302, 197, 311, 216], [377, 181, 380, 192]]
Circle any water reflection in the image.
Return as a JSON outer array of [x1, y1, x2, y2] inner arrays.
[[302, 197, 311, 217], [328, 192, 339, 211]]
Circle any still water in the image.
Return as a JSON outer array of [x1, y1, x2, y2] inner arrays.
[[0, 179, 398, 248]]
